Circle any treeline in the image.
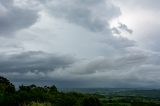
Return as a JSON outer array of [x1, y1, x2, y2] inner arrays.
[[0, 76, 101, 106]]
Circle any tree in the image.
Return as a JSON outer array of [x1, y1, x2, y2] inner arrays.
[[81, 96, 102, 106], [49, 85, 58, 92], [0, 76, 15, 94], [0, 76, 17, 106]]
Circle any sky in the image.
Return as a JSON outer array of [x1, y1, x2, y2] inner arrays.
[[0, 0, 160, 88]]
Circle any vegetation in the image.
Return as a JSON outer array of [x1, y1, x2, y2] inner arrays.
[[1, 76, 160, 106], [0, 76, 101, 106]]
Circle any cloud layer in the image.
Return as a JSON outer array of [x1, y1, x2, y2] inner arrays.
[[0, 0, 160, 88]]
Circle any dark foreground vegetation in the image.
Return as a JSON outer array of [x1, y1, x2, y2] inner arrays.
[[1, 76, 160, 106]]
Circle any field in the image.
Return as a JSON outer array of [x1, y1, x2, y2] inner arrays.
[[62, 88, 160, 106]]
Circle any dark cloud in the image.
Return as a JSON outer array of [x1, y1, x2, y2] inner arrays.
[[2, 50, 160, 88], [59, 52, 149, 75], [0, 0, 39, 35], [118, 23, 133, 34], [0, 51, 75, 73], [44, 0, 121, 32], [112, 23, 133, 35]]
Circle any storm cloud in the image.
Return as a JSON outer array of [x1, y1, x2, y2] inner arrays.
[[0, 0, 39, 35], [0, 0, 160, 88], [0, 51, 74, 73], [44, 0, 121, 32]]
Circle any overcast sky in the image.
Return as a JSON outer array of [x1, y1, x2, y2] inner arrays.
[[0, 0, 160, 88]]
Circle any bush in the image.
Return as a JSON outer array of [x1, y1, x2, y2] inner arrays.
[[24, 102, 52, 106], [81, 96, 102, 106]]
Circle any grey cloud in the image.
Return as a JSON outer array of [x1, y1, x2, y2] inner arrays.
[[0, 51, 75, 73], [141, 27, 160, 52], [1, 0, 160, 88], [2, 50, 160, 88], [99, 36, 135, 53], [118, 23, 133, 34], [0, 0, 39, 35], [44, 0, 121, 32], [21, 0, 135, 57], [64, 52, 149, 75], [112, 27, 121, 35], [112, 23, 133, 35]]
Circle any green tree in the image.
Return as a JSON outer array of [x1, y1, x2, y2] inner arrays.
[[0, 76, 17, 106], [0, 76, 15, 94]]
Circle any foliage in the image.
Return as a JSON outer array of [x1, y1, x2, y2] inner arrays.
[[0, 76, 15, 94], [81, 96, 102, 106]]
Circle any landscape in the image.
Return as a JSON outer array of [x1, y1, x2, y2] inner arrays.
[[1, 0, 160, 106], [1, 76, 160, 106]]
